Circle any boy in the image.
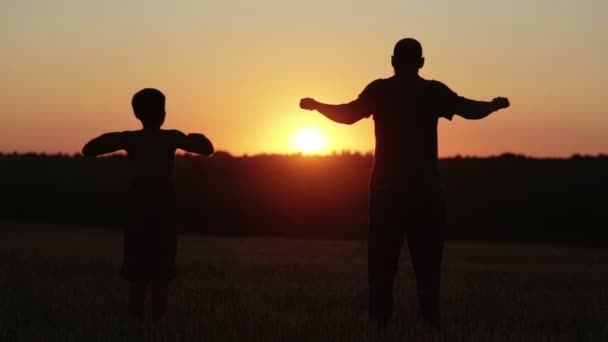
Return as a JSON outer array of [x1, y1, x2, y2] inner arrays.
[[82, 88, 214, 320]]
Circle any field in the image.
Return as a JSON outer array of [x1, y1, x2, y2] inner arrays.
[[1, 221, 607, 342]]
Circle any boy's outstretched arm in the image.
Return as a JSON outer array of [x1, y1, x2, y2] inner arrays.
[[82, 132, 126, 157], [454, 97, 510, 120], [300, 98, 369, 125], [175, 131, 214, 156]]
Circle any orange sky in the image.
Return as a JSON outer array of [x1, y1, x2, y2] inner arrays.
[[1, 1, 607, 157]]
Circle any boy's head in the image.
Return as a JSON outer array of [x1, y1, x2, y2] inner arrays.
[[132, 88, 166, 128], [391, 38, 425, 74]]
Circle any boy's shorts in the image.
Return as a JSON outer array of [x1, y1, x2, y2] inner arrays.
[[120, 184, 177, 283]]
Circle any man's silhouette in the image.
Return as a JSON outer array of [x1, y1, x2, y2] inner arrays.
[[300, 38, 509, 331], [82, 88, 214, 321]]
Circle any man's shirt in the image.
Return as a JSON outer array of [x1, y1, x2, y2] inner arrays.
[[349, 75, 465, 191]]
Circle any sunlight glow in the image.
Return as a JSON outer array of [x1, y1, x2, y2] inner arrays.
[[293, 128, 328, 154]]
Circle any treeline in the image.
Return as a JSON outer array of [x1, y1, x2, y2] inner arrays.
[[1, 152, 607, 246]]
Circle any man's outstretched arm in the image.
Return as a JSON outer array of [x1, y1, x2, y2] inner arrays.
[[82, 132, 126, 157], [454, 97, 510, 120], [300, 98, 369, 125]]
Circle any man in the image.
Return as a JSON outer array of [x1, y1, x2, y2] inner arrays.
[[300, 38, 510, 331]]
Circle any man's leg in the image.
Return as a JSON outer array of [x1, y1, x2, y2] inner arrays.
[[368, 191, 404, 327], [405, 197, 445, 328]]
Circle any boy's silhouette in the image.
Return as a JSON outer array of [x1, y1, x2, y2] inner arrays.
[[300, 38, 510, 331], [82, 88, 214, 320]]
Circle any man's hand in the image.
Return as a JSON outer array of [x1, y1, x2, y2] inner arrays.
[[300, 98, 318, 111], [492, 97, 510, 110]]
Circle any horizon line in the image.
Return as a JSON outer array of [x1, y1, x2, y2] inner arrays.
[[1, 150, 606, 160]]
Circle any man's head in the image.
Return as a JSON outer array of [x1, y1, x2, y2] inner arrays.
[[132, 88, 166, 128], [391, 38, 424, 75]]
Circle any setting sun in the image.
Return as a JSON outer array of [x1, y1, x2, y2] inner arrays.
[[293, 128, 328, 154]]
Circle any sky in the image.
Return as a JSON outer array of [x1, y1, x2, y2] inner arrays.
[[1, 0, 607, 157]]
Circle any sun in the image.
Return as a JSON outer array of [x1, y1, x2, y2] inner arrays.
[[293, 128, 328, 154]]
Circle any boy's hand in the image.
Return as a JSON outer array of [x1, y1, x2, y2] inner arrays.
[[187, 133, 208, 140], [300, 98, 318, 111], [492, 97, 510, 110]]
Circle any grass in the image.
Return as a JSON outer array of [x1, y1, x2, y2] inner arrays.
[[1, 221, 607, 341]]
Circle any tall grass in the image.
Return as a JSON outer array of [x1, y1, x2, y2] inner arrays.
[[1, 222, 606, 341]]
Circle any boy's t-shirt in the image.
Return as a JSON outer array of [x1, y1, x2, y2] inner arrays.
[[114, 129, 184, 185], [105, 129, 185, 219]]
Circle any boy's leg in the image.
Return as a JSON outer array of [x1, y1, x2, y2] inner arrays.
[[151, 280, 169, 321], [129, 281, 147, 319]]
